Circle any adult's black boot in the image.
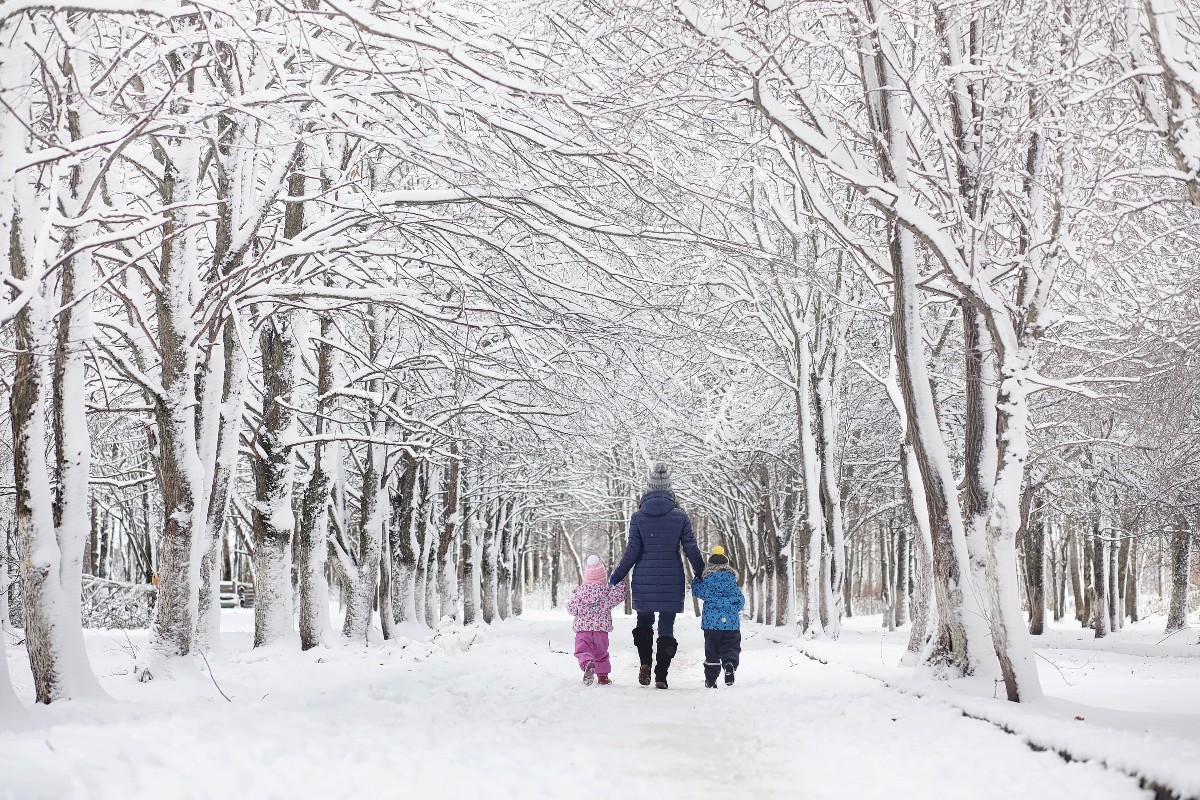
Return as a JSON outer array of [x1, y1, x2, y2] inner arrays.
[[653, 636, 678, 689], [632, 627, 654, 686]]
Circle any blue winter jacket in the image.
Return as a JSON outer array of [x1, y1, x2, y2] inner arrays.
[[610, 491, 705, 613], [691, 567, 745, 630]]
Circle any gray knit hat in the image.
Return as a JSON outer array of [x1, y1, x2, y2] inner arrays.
[[646, 461, 672, 492]]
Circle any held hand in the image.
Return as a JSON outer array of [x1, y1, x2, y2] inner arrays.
[[609, 575, 621, 586]]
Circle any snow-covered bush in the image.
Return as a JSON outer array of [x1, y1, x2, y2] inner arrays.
[[80, 577, 154, 630]]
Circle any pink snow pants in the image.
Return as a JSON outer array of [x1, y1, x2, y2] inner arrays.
[[574, 631, 611, 675]]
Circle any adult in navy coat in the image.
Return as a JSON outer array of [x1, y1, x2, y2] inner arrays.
[[609, 462, 704, 689]]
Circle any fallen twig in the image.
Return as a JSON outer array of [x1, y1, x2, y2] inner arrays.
[[199, 652, 233, 703]]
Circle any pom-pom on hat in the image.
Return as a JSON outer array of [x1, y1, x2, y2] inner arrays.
[[646, 461, 672, 492], [708, 545, 729, 566], [584, 554, 607, 583]]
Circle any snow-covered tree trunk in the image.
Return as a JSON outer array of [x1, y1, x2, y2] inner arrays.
[[1091, 522, 1110, 638], [250, 315, 299, 647], [511, 520, 526, 617], [1068, 528, 1085, 623], [341, 438, 385, 640], [196, 317, 247, 653], [902, 440, 935, 661], [496, 501, 513, 620], [894, 523, 910, 629], [856, 1, 995, 679], [437, 445, 462, 624], [48, 155, 105, 701], [420, 503, 438, 628], [815, 359, 844, 636], [148, 136, 208, 670], [298, 436, 335, 649], [298, 313, 335, 650], [889, 228, 991, 677], [1108, 526, 1122, 633], [1027, 500, 1047, 636], [797, 325, 826, 638], [461, 508, 478, 626], [5, 34, 102, 700], [389, 451, 419, 626], [1126, 538, 1140, 623], [9, 212, 102, 703], [963, 302, 1041, 698], [481, 500, 498, 624], [1165, 522, 1192, 633]]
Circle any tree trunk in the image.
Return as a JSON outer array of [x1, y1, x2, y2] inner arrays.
[[250, 316, 298, 648], [1126, 537, 1139, 624], [901, 437, 936, 661], [196, 316, 246, 653], [497, 502, 513, 620], [894, 524, 910, 628], [551, 528, 562, 609], [797, 336, 827, 637], [815, 365, 844, 636], [511, 525, 525, 617], [481, 502, 499, 624], [298, 315, 335, 650], [1165, 522, 1192, 634], [1109, 528, 1122, 632], [1068, 527, 1085, 624], [10, 214, 102, 701], [389, 452, 419, 626], [149, 138, 207, 669], [843, 533, 854, 618], [342, 440, 385, 640], [888, 220, 987, 676], [437, 446, 461, 623], [1091, 523, 1110, 638], [1026, 497, 1046, 636]]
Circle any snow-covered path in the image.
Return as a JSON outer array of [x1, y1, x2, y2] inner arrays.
[[1, 611, 1152, 799]]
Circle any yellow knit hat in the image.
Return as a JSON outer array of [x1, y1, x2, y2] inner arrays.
[[711, 546, 725, 556]]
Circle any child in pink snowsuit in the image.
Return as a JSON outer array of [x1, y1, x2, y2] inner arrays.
[[567, 555, 626, 685]]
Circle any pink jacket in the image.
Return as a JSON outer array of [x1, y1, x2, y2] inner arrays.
[[567, 582, 626, 632]]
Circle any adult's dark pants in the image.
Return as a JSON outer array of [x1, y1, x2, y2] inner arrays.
[[635, 611, 676, 637], [703, 630, 742, 683]]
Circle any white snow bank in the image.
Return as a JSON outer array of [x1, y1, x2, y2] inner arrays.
[[794, 614, 1200, 799]]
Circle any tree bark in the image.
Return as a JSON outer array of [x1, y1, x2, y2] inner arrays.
[[250, 316, 298, 648], [1165, 522, 1192, 634], [298, 314, 335, 650], [481, 501, 499, 624], [1068, 527, 1085, 624], [1026, 493, 1046, 635], [1091, 522, 1110, 638]]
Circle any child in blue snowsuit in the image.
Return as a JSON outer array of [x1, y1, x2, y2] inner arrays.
[[690, 546, 745, 688]]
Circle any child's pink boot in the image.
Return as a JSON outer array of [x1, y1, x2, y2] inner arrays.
[[582, 660, 596, 685]]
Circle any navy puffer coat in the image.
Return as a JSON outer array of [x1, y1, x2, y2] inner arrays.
[[610, 491, 705, 613]]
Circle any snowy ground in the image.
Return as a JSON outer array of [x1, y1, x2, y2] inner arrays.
[[801, 614, 1200, 797], [1, 609, 1190, 800]]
